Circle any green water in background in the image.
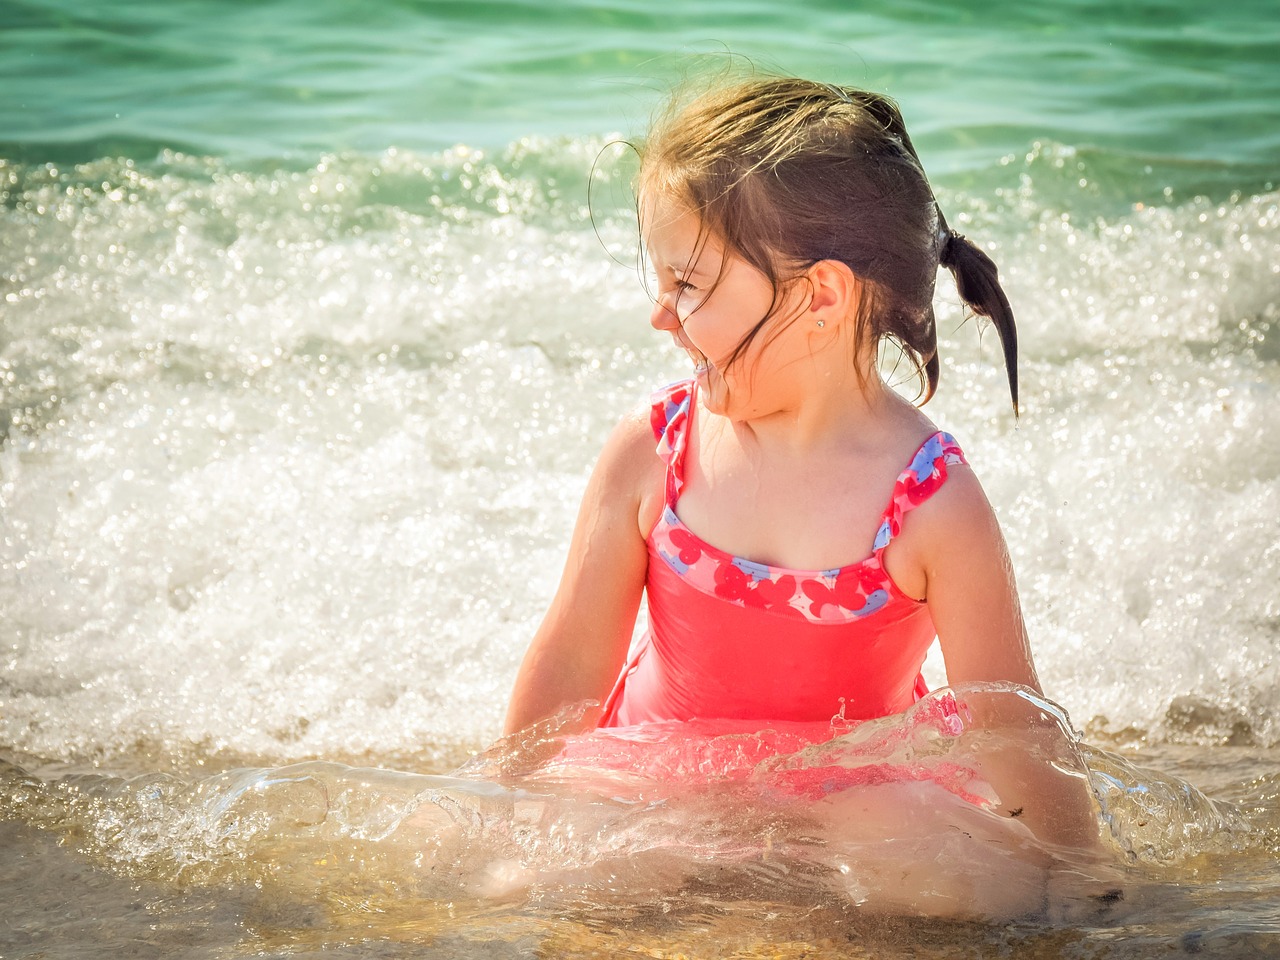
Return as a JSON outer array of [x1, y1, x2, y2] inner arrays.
[[3, 0, 1278, 192]]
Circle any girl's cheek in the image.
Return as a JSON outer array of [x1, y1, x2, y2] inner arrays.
[[678, 286, 710, 320]]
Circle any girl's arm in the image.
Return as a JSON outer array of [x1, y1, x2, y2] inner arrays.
[[913, 465, 1040, 692], [503, 411, 657, 735], [909, 467, 1103, 852]]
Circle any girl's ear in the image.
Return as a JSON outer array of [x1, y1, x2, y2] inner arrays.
[[805, 259, 861, 326]]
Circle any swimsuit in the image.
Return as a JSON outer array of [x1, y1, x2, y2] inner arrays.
[[599, 379, 967, 728]]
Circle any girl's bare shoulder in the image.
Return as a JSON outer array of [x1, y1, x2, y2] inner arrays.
[[906, 454, 1003, 558], [592, 402, 666, 535]]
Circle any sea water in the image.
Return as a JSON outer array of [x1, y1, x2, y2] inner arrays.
[[2, 0, 1278, 956]]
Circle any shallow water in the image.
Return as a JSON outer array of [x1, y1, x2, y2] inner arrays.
[[4, 691, 1279, 958], [3, 0, 1280, 956]]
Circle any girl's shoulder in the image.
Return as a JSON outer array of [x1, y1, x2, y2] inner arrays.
[[597, 401, 665, 482], [598, 377, 698, 492], [879, 428, 991, 599], [881, 401, 983, 523], [890, 445, 998, 564], [592, 398, 669, 537]]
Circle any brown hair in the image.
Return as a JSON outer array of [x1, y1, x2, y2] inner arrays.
[[638, 76, 1018, 412]]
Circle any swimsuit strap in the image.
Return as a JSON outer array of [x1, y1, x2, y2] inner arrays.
[[868, 432, 967, 563], [650, 379, 695, 506]]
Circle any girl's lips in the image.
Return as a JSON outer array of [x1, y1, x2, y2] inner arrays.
[[672, 334, 708, 370]]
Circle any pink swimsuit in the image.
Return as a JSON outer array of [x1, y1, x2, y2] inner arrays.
[[599, 379, 967, 728]]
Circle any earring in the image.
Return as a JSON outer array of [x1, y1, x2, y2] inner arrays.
[[816, 319, 826, 328]]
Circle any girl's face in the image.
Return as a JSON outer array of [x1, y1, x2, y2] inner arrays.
[[642, 197, 804, 416]]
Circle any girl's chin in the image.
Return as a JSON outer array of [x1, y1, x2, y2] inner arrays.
[[694, 366, 734, 416], [693, 361, 712, 391]]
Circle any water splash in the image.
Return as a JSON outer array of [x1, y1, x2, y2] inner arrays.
[[2, 687, 1262, 928]]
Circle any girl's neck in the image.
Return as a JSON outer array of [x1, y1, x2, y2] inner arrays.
[[717, 368, 922, 457]]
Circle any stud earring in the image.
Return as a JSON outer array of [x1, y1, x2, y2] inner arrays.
[[816, 319, 826, 328]]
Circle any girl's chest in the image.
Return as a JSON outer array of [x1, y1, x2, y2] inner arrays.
[[674, 447, 899, 572]]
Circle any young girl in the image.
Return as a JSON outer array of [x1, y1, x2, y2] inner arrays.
[[504, 77, 1099, 869]]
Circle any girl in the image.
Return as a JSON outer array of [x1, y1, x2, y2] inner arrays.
[[504, 76, 1100, 867]]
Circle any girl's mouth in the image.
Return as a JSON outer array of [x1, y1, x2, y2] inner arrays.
[[673, 334, 708, 373]]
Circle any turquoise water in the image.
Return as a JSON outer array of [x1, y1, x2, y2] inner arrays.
[[4, 0, 1279, 186], [2, 1, 1279, 957]]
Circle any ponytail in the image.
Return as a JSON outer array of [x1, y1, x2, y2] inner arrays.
[[860, 94, 1020, 416], [937, 211, 1019, 415]]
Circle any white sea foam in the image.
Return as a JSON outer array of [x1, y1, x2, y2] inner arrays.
[[1, 146, 1277, 766]]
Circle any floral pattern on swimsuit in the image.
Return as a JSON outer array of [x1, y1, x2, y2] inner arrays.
[[648, 379, 967, 624]]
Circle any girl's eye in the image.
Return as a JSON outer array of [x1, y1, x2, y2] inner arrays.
[[675, 279, 697, 294]]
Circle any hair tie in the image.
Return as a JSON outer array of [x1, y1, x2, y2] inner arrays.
[[936, 203, 957, 261], [935, 201, 966, 267], [937, 226, 956, 266]]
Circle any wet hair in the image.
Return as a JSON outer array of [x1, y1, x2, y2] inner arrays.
[[638, 76, 1018, 413]]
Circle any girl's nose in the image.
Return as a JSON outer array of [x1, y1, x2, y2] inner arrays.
[[650, 292, 680, 331]]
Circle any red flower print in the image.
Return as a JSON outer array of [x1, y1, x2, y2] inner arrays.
[[903, 463, 943, 506], [713, 562, 750, 601], [832, 568, 869, 609], [750, 574, 800, 616], [802, 580, 840, 619], [667, 526, 703, 566]]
